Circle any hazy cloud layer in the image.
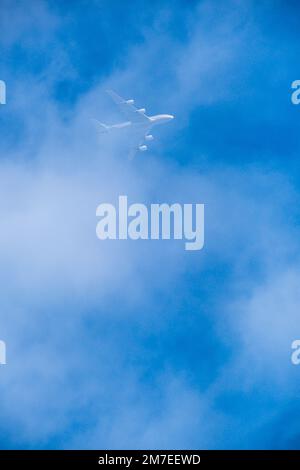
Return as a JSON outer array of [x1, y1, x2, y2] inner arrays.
[[0, 0, 300, 449]]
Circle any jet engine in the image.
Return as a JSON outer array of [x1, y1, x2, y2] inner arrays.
[[138, 108, 146, 113], [126, 99, 134, 104], [139, 145, 148, 152], [145, 134, 153, 141]]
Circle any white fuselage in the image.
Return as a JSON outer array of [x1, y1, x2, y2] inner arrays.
[[110, 114, 174, 130], [149, 114, 174, 125]]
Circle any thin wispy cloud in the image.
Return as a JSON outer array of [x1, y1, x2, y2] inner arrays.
[[0, 0, 300, 450]]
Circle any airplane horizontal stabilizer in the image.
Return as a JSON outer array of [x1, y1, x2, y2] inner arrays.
[[91, 119, 109, 134]]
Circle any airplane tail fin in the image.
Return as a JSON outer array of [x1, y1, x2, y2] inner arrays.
[[91, 119, 110, 134]]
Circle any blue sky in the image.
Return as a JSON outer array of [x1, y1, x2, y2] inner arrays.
[[1, 0, 300, 449]]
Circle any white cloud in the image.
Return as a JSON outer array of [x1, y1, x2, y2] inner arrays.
[[0, 0, 299, 449]]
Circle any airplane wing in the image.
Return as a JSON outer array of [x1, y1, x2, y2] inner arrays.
[[127, 126, 152, 160], [106, 90, 150, 124]]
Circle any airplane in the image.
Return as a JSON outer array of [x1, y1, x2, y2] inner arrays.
[[93, 90, 174, 158]]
